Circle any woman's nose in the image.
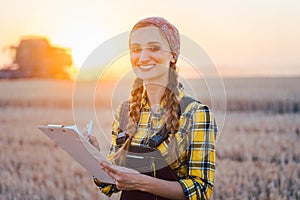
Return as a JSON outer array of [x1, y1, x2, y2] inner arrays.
[[138, 48, 150, 63]]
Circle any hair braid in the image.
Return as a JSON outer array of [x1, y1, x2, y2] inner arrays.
[[112, 78, 144, 165], [162, 63, 180, 162]]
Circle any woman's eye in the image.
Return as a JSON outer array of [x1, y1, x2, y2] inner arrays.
[[130, 45, 161, 53], [131, 47, 142, 53], [148, 46, 161, 52]]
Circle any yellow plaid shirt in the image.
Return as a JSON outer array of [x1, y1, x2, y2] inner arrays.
[[98, 88, 217, 200]]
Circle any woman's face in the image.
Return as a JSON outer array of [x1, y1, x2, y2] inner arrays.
[[129, 26, 174, 84]]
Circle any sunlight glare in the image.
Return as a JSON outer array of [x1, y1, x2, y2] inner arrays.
[[52, 26, 105, 69]]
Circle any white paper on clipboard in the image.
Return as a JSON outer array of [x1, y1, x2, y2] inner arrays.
[[37, 125, 114, 184]]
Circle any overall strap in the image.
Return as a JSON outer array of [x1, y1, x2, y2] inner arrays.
[[148, 96, 199, 148], [116, 100, 130, 145]]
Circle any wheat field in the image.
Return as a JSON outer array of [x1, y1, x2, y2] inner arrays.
[[0, 77, 299, 200]]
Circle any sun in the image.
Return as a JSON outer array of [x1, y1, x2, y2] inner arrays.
[[52, 26, 106, 70]]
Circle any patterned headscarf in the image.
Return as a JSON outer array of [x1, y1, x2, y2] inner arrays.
[[131, 17, 180, 62]]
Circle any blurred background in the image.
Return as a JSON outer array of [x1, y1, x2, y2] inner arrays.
[[0, 0, 299, 199]]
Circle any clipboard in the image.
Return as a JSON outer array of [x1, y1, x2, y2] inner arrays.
[[37, 125, 115, 184]]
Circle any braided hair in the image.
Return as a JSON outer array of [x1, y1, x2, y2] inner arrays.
[[112, 77, 144, 165], [161, 62, 180, 162]]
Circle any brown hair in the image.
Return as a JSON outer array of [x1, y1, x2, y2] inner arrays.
[[112, 22, 180, 165], [161, 62, 180, 162], [112, 77, 144, 165]]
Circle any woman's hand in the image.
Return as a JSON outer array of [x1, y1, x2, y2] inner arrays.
[[100, 161, 142, 191], [100, 161, 186, 199], [88, 134, 100, 151], [83, 131, 100, 151]]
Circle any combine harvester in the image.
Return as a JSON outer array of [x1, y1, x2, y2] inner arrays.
[[0, 36, 74, 79]]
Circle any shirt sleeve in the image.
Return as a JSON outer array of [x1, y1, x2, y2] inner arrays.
[[178, 104, 217, 200], [107, 103, 122, 160], [93, 104, 123, 196]]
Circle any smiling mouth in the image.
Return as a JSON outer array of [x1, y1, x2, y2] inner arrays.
[[139, 65, 155, 70]]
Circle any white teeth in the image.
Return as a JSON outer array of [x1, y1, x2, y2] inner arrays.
[[139, 65, 155, 69]]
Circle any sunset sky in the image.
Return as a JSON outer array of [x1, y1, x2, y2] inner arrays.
[[0, 0, 299, 77]]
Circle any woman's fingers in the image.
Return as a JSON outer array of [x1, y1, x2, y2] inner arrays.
[[114, 166, 139, 174], [100, 161, 120, 175], [86, 134, 100, 151], [100, 162, 127, 182], [100, 161, 142, 191], [82, 131, 98, 146]]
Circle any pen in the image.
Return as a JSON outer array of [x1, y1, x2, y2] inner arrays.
[[85, 120, 93, 141], [87, 120, 93, 135]]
